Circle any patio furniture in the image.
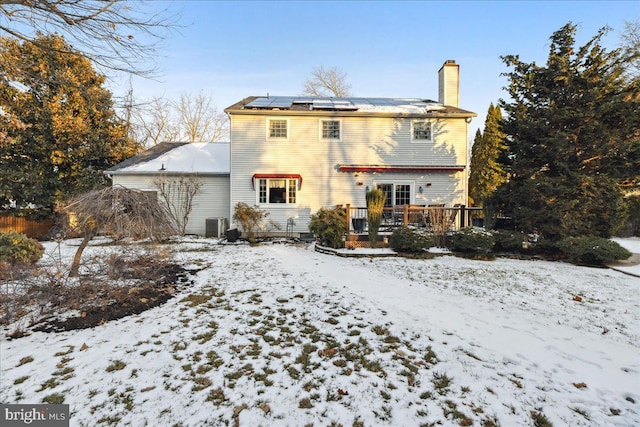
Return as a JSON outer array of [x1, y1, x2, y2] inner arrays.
[[351, 217, 366, 233]]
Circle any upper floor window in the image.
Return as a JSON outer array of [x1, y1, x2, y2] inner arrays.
[[412, 120, 432, 142], [268, 118, 288, 139], [320, 119, 341, 141]]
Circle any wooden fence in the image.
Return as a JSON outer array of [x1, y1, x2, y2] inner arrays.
[[0, 215, 54, 239]]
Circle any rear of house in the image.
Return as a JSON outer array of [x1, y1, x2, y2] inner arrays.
[[225, 60, 476, 236]]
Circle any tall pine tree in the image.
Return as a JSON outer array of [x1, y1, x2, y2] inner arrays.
[[468, 103, 506, 207], [0, 34, 140, 211], [494, 23, 640, 239]]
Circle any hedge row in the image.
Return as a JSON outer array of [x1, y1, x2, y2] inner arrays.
[[389, 227, 631, 267]]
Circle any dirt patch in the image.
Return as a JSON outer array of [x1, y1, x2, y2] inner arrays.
[[31, 263, 195, 334]]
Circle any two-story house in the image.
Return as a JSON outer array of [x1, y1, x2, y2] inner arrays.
[[225, 60, 476, 235]]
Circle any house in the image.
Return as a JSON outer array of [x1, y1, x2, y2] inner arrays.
[[105, 142, 230, 236], [224, 60, 476, 236]]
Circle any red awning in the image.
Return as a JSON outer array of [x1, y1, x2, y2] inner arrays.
[[338, 165, 465, 173], [252, 174, 302, 189]]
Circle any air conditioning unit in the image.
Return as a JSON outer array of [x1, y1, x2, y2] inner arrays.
[[205, 218, 228, 238]]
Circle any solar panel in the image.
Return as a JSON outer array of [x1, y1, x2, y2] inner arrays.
[[245, 98, 271, 107], [244, 96, 447, 113], [270, 97, 294, 108]]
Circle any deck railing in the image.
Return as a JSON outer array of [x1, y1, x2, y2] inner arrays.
[[344, 204, 482, 235]]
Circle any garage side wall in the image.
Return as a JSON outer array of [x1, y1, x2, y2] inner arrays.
[[111, 174, 230, 236]]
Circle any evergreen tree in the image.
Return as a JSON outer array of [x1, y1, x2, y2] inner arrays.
[[468, 104, 506, 207], [494, 23, 640, 239], [0, 34, 140, 210]]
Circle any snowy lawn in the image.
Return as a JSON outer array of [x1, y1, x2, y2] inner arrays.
[[1, 237, 639, 426]]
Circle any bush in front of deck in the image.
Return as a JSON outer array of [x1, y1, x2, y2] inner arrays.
[[309, 207, 346, 249], [448, 228, 494, 253], [491, 230, 527, 252], [389, 226, 431, 253]]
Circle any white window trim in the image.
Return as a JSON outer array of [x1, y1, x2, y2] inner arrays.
[[410, 119, 433, 143], [319, 118, 342, 142], [256, 178, 299, 206], [266, 117, 290, 141], [374, 181, 416, 205]]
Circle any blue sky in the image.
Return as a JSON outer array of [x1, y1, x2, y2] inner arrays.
[[112, 1, 638, 135]]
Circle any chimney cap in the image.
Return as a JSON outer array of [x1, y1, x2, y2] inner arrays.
[[444, 59, 456, 65]]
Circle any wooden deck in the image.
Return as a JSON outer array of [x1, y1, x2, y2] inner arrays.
[[344, 204, 481, 235]]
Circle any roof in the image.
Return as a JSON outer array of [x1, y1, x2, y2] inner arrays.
[[225, 96, 476, 117], [106, 142, 230, 176]]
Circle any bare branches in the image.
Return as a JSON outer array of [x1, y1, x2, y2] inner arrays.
[[0, 0, 178, 77], [177, 92, 229, 143], [621, 19, 640, 78], [302, 65, 352, 97], [153, 175, 202, 236], [130, 96, 180, 147], [130, 91, 229, 146], [62, 186, 177, 276]]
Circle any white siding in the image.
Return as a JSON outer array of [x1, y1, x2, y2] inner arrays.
[[229, 113, 469, 234], [112, 174, 230, 236]]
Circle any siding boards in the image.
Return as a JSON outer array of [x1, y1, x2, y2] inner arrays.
[[112, 174, 230, 236], [230, 114, 469, 233]]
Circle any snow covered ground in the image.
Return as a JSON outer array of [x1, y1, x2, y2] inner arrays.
[[1, 237, 639, 426]]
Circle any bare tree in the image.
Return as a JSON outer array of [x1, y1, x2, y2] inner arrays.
[[62, 186, 176, 277], [0, 0, 177, 77], [130, 91, 229, 146], [154, 174, 202, 235], [176, 91, 229, 142], [130, 96, 180, 147], [621, 19, 640, 78], [302, 65, 352, 97]]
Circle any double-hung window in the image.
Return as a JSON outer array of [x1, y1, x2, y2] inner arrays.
[[412, 120, 432, 142], [268, 118, 288, 140], [320, 119, 341, 141], [258, 178, 297, 204]]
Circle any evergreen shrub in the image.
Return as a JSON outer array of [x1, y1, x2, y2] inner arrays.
[[309, 207, 346, 249], [448, 228, 494, 253], [0, 231, 44, 265], [389, 226, 431, 253], [557, 236, 631, 266], [492, 230, 527, 252]]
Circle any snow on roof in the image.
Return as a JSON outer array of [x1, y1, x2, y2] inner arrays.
[[113, 142, 229, 174]]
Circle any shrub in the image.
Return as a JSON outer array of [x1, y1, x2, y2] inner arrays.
[[557, 236, 631, 266], [389, 226, 431, 253], [492, 230, 527, 252], [0, 231, 44, 265], [309, 207, 346, 248], [448, 227, 494, 253], [232, 203, 269, 243], [366, 188, 386, 249]]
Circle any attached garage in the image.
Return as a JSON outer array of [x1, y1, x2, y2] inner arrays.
[[105, 142, 230, 236]]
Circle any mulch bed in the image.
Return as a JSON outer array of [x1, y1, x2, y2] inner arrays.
[[31, 263, 196, 334]]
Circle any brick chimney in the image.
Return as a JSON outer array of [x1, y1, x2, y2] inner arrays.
[[438, 60, 459, 108]]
